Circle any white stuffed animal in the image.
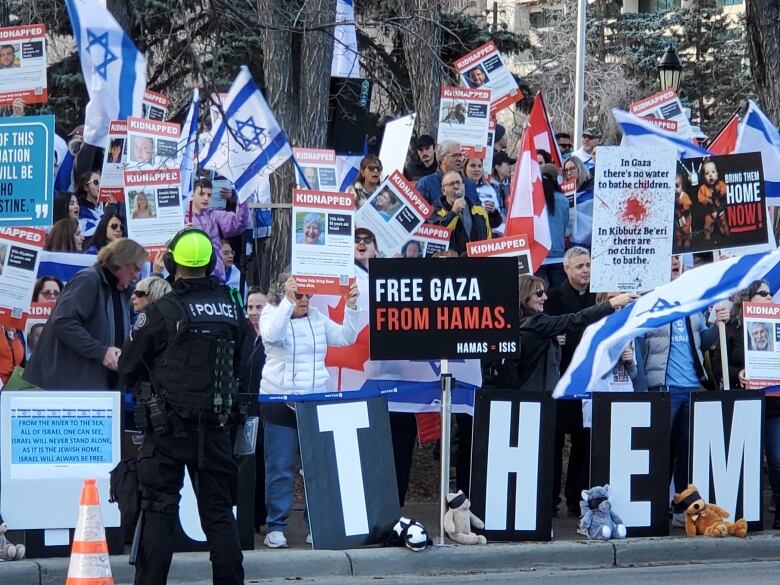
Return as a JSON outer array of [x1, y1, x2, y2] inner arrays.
[[443, 490, 487, 545], [0, 522, 25, 561]]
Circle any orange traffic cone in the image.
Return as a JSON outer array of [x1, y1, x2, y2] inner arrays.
[[66, 478, 114, 585]]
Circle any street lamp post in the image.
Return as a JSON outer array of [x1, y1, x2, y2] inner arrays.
[[658, 45, 683, 93]]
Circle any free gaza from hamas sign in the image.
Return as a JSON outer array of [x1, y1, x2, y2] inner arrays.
[[368, 257, 519, 360]]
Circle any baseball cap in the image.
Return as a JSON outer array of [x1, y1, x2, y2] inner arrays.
[[355, 227, 376, 242], [582, 127, 602, 138], [492, 150, 517, 168], [540, 163, 559, 180]]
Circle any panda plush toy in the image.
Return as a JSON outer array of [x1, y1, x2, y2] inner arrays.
[[382, 517, 432, 552]]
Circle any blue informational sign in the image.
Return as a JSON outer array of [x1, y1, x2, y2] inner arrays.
[[0, 114, 54, 226], [11, 410, 113, 465]]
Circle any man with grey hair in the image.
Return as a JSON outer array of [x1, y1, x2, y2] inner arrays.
[[428, 171, 493, 254], [415, 139, 479, 205], [544, 245, 595, 517]]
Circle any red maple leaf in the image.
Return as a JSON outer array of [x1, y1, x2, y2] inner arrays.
[[325, 297, 370, 385]]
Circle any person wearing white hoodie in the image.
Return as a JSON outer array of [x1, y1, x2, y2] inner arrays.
[[259, 273, 360, 548]]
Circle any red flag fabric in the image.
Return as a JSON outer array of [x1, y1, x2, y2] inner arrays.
[[707, 114, 739, 155], [504, 125, 550, 271], [528, 92, 562, 168]]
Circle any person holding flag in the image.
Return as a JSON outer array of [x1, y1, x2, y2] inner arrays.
[[187, 178, 249, 283]]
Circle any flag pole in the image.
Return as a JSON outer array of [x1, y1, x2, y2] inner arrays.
[[712, 251, 731, 390], [573, 0, 587, 151], [438, 359, 453, 545]]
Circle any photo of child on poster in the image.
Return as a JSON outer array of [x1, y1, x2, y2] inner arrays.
[[674, 152, 768, 254]]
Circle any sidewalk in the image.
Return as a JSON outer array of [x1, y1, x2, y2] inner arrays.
[[5, 500, 780, 585]]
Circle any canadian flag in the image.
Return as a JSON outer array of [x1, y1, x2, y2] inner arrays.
[[528, 92, 562, 168], [504, 125, 550, 271], [707, 113, 739, 155]]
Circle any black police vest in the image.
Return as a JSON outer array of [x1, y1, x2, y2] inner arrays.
[[152, 291, 242, 415]]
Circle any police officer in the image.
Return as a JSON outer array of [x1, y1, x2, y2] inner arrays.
[[119, 228, 253, 585]]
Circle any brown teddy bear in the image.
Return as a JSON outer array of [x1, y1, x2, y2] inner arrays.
[[673, 484, 748, 538], [443, 490, 487, 545]]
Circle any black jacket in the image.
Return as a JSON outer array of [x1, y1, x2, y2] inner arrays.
[[24, 264, 131, 390], [119, 277, 255, 402], [508, 302, 614, 393], [429, 196, 495, 255], [544, 280, 597, 373]]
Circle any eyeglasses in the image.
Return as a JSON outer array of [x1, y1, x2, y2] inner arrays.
[[355, 235, 375, 245], [133, 290, 148, 298], [294, 293, 312, 300], [39, 290, 59, 299], [755, 290, 773, 298], [445, 152, 464, 159], [90, 179, 100, 186], [532, 289, 545, 298], [108, 222, 123, 230], [443, 180, 463, 188], [366, 165, 383, 172], [564, 166, 576, 175]]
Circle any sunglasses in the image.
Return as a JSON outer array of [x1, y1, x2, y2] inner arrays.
[[294, 293, 312, 300], [133, 290, 148, 298], [108, 222, 123, 230], [559, 143, 573, 149], [90, 179, 100, 186], [366, 165, 383, 172], [40, 290, 59, 299], [532, 289, 545, 298], [755, 290, 772, 298], [355, 235, 375, 245]]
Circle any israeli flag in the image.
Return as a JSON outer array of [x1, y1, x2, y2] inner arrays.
[[735, 100, 780, 203], [37, 251, 96, 284], [614, 109, 710, 160], [554, 249, 780, 399], [200, 66, 292, 204], [65, 0, 147, 148], [332, 0, 359, 78], [179, 88, 200, 208], [571, 187, 593, 247]]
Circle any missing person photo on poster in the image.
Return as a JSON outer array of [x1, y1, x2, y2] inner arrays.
[[0, 24, 47, 106], [743, 302, 780, 390], [674, 152, 768, 254]]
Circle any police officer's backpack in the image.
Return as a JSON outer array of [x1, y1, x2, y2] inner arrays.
[[152, 288, 242, 418]]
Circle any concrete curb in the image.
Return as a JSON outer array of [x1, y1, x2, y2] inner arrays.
[[9, 534, 780, 583], [347, 541, 614, 576], [613, 534, 780, 567], [0, 561, 39, 585]]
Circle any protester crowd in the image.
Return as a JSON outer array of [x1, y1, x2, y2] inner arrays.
[[0, 83, 778, 568]]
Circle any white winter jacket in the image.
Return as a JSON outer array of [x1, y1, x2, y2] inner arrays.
[[259, 296, 361, 394]]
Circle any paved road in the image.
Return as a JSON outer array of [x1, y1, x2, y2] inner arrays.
[[154, 560, 780, 585]]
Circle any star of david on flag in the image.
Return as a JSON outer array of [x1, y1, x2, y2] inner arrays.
[[85, 30, 117, 80], [66, 0, 147, 147], [200, 66, 292, 204], [235, 117, 266, 150]]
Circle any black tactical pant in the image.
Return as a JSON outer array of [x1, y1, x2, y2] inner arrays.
[[135, 424, 243, 585]]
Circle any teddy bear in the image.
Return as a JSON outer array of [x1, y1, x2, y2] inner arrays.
[[673, 484, 748, 538], [443, 490, 486, 545], [578, 485, 627, 541], [0, 522, 25, 561]]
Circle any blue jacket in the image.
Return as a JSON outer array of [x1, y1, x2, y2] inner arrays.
[[546, 191, 570, 261], [415, 168, 479, 205]]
